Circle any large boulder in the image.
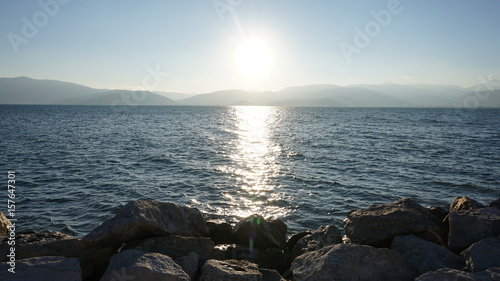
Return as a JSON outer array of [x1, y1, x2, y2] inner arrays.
[[200, 259, 262, 281], [0, 231, 117, 279], [0, 211, 9, 237], [0, 256, 82, 281], [82, 200, 208, 247], [175, 251, 200, 280], [291, 225, 342, 259], [286, 231, 312, 250], [210, 244, 287, 272], [390, 235, 464, 275], [124, 235, 214, 263], [234, 215, 287, 249], [207, 221, 236, 244], [448, 207, 500, 250], [260, 268, 286, 281], [291, 243, 416, 281], [343, 198, 446, 247], [415, 267, 500, 281], [100, 249, 190, 281], [427, 205, 449, 223], [489, 198, 500, 209], [450, 196, 485, 212], [461, 235, 500, 272]]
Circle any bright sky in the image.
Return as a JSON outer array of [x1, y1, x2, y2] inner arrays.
[[1, 0, 499, 93]]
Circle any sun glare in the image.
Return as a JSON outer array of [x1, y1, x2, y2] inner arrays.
[[235, 39, 273, 78]]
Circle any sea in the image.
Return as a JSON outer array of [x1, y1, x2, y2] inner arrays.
[[0, 105, 499, 238]]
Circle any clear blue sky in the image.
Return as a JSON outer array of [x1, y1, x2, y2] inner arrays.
[[1, 0, 499, 93]]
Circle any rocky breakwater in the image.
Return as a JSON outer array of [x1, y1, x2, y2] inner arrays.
[[0, 196, 499, 281]]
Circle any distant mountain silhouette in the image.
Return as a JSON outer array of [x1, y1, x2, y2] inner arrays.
[[0, 77, 100, 104], [0, 77, 175, 106], [153, 91, 194, 101], [60, 90, 177, 106], [1, 76, 500, 107]]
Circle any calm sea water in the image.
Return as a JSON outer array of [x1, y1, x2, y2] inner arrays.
[[0, 105, 499, 237]]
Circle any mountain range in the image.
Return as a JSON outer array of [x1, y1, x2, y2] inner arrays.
[[1, 76, 500, 107]]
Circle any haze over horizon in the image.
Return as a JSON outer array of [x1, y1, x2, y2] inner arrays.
[[1, 0, 500, 93]]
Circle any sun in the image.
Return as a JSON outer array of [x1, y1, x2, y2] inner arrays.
[[235, 39, 273, 78]]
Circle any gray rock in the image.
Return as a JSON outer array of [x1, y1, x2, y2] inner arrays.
[[450, 196, 485, 212], [209, 244, 286, 272], [448, 207, 500, 250], [343, 198, 446, 247], [286, 231, 312, 250], [125, 235, 214, 263], [0, 211, 9, 237], [291, 225, 342, 259], [427, 205, 449, 223], [200, 259, 262, 281], [175, 252, 199, 280], [234, 215, 287, 249], [416, 267, 500, 281], [0, 230, 117, 279], [83, 200, 208, 247], [207, 221, 236, 244], [100, 249, 190, 281], [0, 256, 82, 281], [461, 235, 500, 272], [291, 243, 416, 281], [391, 234, 464, 274], [490, 198, 500, 209], [259, 268, 286, 281]]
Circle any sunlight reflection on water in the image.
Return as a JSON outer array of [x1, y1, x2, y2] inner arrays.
[[215, 106, 288, 220]]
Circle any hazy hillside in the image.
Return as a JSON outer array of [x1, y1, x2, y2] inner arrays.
[[1, 77, 500, 107], [0, 77, 176, 106], [154, 91, 194, 101], [60, 90, 177, 106], [179, 89, 274, 106], [178, 84, 480, 107], [0, 77, 101, 104]]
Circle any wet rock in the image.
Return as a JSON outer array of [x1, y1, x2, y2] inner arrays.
[[234, 215, 287, 249], [175, 251, 200, 280], [209, 244, 287, 272], [343, 198, 446, 247], [291, 225, 342, 259], [391, 234, 464, 275], [200, 259, 262, 281], [450, 196, 485, 212], [83, 200, 208, 247], [291, 243, 416, 281], [0, 256, 82, 281], [125, 235, 214, 263], [489, 198, 500, 209], [0, 230, 117, 279], [448, 207, 500, 250], [415, 267, 500, 281], [0, 211, 9, 237], [100, 249, 190, 281], [461, 235, 500, 272], [286, 231, 312, 250], [207, 221, 236, 244]]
